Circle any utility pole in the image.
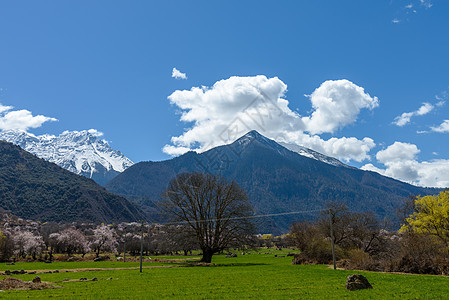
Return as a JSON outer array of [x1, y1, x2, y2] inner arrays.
[[328, 208, 336, 270], [123, 237, 126, 263], [140, 221, 144, 273]]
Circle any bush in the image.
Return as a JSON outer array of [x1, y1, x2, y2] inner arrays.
[[339, 232, 449, 275], [381, 233, 449, 275], [292, 237, 344, 265], [338, 248, 380, 271]]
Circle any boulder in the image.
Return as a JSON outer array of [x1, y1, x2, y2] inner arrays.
[[32, 276, 41, 283], [94, 256, 110, 262], [345, 274, 373, 291]]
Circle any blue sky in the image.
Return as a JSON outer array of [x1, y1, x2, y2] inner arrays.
[[0, 1, 448, 187]]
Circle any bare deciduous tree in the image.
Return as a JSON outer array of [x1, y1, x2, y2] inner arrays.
[[161, 172, 255, 263]]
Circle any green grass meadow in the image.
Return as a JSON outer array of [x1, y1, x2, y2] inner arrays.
[[1, 250, 448, 299]]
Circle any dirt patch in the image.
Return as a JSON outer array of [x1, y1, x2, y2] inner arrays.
[[11, 264, 186, 274], [0, 277, 59, 291]]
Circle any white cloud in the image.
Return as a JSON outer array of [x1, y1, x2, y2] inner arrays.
[[431, 120, 449, 133], [164, 76, 378, 163], [87, 129, 104, 137], [302, 79, 379, 134], [362, 141, 449, 188], [392, 19, 401, 24], [0, 104, 57, 131], [172, 67, 187, 80], [0, 104, 13, 114], [361, 163, 386, 175], [376, 142, 420, 163], [393, 102, 434, 126], [435, 99, 445, 107]]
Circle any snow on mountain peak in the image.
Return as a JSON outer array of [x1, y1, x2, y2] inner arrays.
[[0, 129, 134, 184], [279, 142, 349, 168], [235, 130, 350, 168]]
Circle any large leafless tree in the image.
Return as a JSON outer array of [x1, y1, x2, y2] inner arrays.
[[161, 172, 255, 263]]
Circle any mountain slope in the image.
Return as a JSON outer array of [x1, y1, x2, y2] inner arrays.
[[106, 131, 439, 234], [279, 142, 350, 168], [0, 129, 133, 185], [0, 141, 145, 223]]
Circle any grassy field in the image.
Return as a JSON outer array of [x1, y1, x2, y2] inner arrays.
[[1, 250, 448, 299]]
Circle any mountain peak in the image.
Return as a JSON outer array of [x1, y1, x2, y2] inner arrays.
[[243, 130, 264, 139], [234, 130, 282, 150], [232, 130, 349, 168], [0, 129, 134, 185]]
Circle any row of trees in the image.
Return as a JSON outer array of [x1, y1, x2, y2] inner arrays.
[[0, 224, 118, 262], [0, 221, 209, 262]]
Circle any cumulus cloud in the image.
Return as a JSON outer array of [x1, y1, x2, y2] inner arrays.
[[302, 79, 379, 134], [431, 120, 449, 133], [393, 102, 434, 126], [362, 141, 449, 188], [164, 76, 378, 163], [172, 67, 187, 80], [376, 141, 420, 163], [0, 104, 57, 131], [430, 120, 449, 132]]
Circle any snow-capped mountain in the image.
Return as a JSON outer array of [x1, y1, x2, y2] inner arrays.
[[233, 130, 349, 168], [279, 142, 350, 168], [107, 130, 439, 234], [0, 129, 133, 185]]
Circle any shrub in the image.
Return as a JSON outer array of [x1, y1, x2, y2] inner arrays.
[[340, 248, 380, 271], [292, 237, 344, 265], [381, 233, 449, 275]]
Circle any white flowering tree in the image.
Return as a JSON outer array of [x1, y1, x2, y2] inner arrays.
[[89, 224, 117, 257], [52, 228, 89, 257], [12, 229, 45, 260]]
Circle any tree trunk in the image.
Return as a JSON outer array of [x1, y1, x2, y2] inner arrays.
[[200, 249, 214, 263]]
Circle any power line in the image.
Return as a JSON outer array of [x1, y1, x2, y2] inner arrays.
[[157, 208, 327, 226]]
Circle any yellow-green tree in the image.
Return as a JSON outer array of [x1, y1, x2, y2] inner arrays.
[[400, 190, 449, 246]]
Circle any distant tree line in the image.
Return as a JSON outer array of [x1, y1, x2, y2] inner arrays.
[[288, 190, 449, 275], [0, 217, 206, 262]]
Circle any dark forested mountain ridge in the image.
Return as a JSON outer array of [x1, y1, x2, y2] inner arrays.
[[0, 141, 145, 223], [106, 131, 440, 234]]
